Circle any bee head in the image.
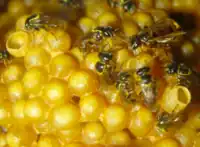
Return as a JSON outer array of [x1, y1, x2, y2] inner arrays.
[[25, 13, 38, 30], [95, 62, 104, 73], [0, 50, 9, 60], [130, 35, 141, 50], [99, 51, 113, 62], [93, 28, 104, 41], [136, 67, 150, 76], [166, 62, 178, 74], [141, 75, 152, 84], [123, 1, 136, 14], [25, 20, 31, 30], [157, 112, 170, 125], [178, 63, 191, 75]]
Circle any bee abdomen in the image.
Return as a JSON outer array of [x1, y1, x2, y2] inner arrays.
[[95, 62, 104, 73], [99, 52, 113, 62]]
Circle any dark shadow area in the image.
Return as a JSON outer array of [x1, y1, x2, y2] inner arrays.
[[0, 0, 8, 13], [169, 12, 197, 32]]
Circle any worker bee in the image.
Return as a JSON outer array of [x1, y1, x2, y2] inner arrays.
[[80, 26, 121, 56], [129, 18, 186, 54], [95, 51, 116, 84], [156, 111, 183, 132], [136, 67, 157, 107], [165, 62, 192, 87], [116, 71, 138, 103], [0, 50, 12, 66], [25, 13, 66, 31], [107, 0, 136, 14]]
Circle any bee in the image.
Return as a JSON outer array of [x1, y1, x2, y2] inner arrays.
[[116, 71, 137, 103], [25, 13, 66, 31], [129, 18, 186, 54], [59, 0, 82, 8], [156, 111, 183, 132], [165, 62, 192, 87], [80, 26, 120, 56], [136, 67, 157, 107], [0, 50, 12, 66], [107, 0, 136, 14], [95, 51, 116, 84]]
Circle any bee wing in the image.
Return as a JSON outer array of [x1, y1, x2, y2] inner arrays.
[[115, 68, 136, 75], [147, 31, 186, 44], [142, 85, 156, 106], [153, 18, 180, 30], [34, 14, 60, 27], [28, 14, 49, 25], [149, 18, 182, 38], [112, 31, 130, 47], [39, 14, 52, 24]]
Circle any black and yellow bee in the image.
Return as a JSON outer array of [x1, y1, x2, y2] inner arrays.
[[92, 26, 117, 41], [0, 50, 12, 66], [80, 26, 120, 56], [107, 0, 136, 14], [116, 71, 137, 103], [129, 18, 186, 54], [95, 51, 116, 84], [136, 67, 157, 107], [165, 62, 192, 87], [25, 13, 66, 31], [156, 111, 183, 132]]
